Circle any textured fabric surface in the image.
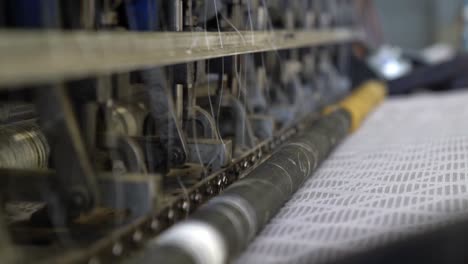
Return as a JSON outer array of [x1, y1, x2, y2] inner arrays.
[[236, 91, 468, 264]]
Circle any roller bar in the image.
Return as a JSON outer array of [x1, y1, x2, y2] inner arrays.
[[0, 29, 358, 88]]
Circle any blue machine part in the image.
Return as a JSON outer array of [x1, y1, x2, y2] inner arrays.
[[126, 0, 159, 31], [8, 0, 60, 28]]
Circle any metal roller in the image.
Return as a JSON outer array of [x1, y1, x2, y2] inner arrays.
[[0, 122, 49, 169]]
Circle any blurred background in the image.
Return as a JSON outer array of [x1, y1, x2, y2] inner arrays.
[[375, 0, 466, 50]]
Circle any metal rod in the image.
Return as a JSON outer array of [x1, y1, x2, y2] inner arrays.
[[170, 0, 184, 31], [0, 29, 359, 88], [176, 84, 184, 125]]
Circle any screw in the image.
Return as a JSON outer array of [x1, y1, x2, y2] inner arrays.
[[180, 200, 190, 211], [191, 192, 202, 203], [112, 242, 123, 256], [171, 148, 185, 165], [150, 219, 159, 231], [69, 189, 91, 213], [133, 230, 143, 243], [222, 174, 228, 184], [206, 186, 214, 195], [167, 209, 175, 220]]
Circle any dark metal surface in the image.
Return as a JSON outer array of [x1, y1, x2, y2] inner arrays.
[[0, 168, 160, 218], [143, 68, 188, 172], [187, 139, 232, 170], [35, 85, 100, 217]]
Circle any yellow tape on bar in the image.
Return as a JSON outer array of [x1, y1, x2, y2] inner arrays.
[[325, 80, 387, 132]]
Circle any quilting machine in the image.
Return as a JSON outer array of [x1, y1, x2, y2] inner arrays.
[[0, 1, 388, 263]]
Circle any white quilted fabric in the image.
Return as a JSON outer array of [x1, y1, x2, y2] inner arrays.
[[236, 91, 468, 264]]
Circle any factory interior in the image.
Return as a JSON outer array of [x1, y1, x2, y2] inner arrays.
[[1, 0, 468, 263]]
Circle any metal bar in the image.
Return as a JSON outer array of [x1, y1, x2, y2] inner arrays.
[[175, 84, 184, 125], [35, 85, 100, 216], [0, 29, 359, 88]]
